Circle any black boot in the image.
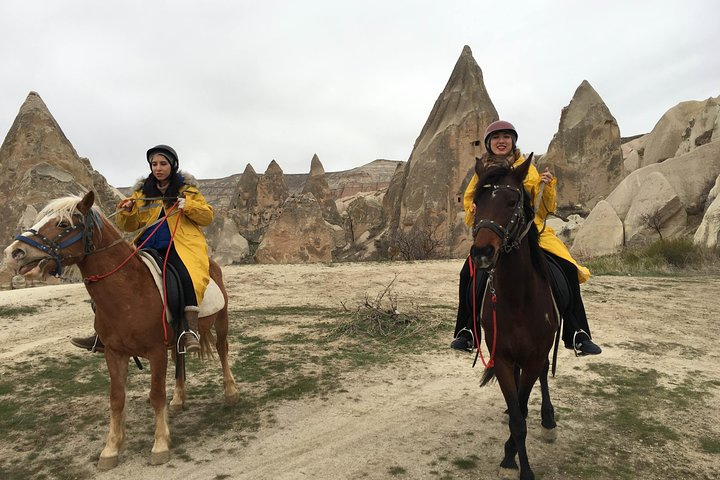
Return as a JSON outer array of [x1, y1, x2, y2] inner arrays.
[[179, 307, 200, 354], [70, 334, 104, 353]]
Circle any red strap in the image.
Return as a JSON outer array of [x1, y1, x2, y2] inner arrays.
[[469, 255, 495, 368]]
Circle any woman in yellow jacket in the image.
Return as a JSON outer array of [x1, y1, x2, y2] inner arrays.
[[451, 121, 601, 356], [71, 145, 212, 354]]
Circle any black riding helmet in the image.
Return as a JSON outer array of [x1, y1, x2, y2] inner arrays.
[[146, 144, 179, 171]]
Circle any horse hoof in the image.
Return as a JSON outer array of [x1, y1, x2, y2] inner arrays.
[[499, 466, 520, 480], [542, 426, 557, 443], [97, 455, 119, 471], [224, 392, 239, 405], [169, 401, 185, 414], [150, 450, 170, 465]]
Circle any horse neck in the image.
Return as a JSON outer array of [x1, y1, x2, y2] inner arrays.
[[494, 239, 539, 295], [77, 218, 144, 283]]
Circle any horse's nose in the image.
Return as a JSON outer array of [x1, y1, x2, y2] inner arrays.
[[470, 245, 494, 268]]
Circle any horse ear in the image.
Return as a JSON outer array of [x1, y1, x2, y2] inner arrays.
[[474, 154, 487, 178], [513, 152, 534, 181], [78, 191, 96, 213]]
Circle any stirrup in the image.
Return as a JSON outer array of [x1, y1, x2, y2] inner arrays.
[[176, 330, 200, 355], [453, 327, 475, 351], [572, 329, 590, 357]]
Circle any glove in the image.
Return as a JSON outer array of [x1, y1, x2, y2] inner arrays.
[[177, 197, 186, 210]]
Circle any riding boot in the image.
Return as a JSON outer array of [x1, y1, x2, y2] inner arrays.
[[180, 306, 201, 354], [70, 333, 105, 353]]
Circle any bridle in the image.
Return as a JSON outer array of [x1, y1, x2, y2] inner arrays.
[[14, 210, 101, 277], [471, 183, 533, 253]]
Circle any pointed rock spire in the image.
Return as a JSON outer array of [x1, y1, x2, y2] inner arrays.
[[543, 80, 623, 211], [256, 160, 289, 210], [231, 163, 259, 210], [387, 45, 499, 256], [0, 91, 120, 247], [301, 154, 342, 225]]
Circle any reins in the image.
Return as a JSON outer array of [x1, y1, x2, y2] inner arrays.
[[469, 256, 497, 368]]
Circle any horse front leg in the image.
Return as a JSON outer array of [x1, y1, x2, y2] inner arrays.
[[98, 351, 129, 471], [147, 348, 171, 465], [538, 358, 557, 442], [496, 362, 535, 480]]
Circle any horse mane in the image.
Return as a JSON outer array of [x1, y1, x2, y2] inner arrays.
[[36, 196, 106, 230], [474, 165, 549, 281], [472, 164, 511, 205]]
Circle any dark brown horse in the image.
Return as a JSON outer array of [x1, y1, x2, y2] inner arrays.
[[3, 191, 238, 470], [470, 155, 558, 480]]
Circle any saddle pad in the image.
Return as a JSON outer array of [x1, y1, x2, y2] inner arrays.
[[138, 251, 225, 321]]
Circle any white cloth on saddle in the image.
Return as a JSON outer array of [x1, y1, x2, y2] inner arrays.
[[138, 251, 224, 322]]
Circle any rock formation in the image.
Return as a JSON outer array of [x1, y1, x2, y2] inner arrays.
[[640, 96, 720, 167], [0, 92, 122, 251], [254, 193, 334, 263], [204, 215, 249, 266], [571, 201, 624, 257], [301, 154, 343, 226], [386, 45, 499, 258], [231, 160, 289, 243], [542, 80, 623, 212], [694, 174, 720, 248], [572, 140, 720, 256]]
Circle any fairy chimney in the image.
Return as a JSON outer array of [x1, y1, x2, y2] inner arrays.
[[386, 45, 499, 257], [542, 80, 623, 213], [301, 154, 343, 226], [254, 193, 334, 263], [0, 92, 122, 249]]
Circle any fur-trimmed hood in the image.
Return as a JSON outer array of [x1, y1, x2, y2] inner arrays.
[[131, 170, 199, 192], [475, 148, 523, 171]]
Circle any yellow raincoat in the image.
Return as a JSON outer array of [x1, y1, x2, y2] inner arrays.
[[463, 153, 590, 283], [116, 174, 213, 303]]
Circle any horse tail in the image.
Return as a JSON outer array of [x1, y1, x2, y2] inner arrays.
[[198, 328, 216, 361], [480, 367, 496, 387]]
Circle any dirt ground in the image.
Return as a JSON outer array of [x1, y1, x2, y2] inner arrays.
[[1, 260, 719, 479]]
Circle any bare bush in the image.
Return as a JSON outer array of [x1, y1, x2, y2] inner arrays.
[[389, 222, 446, 261], [640, 209, 665, 241], [334, 275, 441, 339]]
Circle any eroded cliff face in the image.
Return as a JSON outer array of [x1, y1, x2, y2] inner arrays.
[[387, 45, 498, 258], [542, 80, 623, 213]]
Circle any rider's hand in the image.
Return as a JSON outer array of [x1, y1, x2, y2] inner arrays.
[[120, 199, 135, 211], [540, 169, 554, 185], [177, 197, 186, 210]]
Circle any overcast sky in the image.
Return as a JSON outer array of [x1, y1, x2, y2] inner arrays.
[[1, 1, 717, 187]]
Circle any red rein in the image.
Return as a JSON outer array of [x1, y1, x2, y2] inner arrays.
[[84, 201, 182, 346], [468, 255, 497, 368]]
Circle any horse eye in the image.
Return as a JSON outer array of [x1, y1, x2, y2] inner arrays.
[[58, 221, 69, 228]]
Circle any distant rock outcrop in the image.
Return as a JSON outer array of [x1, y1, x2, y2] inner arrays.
[[231, 160, 289, 243], [640, 96, 720, 167], [387, 45, 499, 257], [573, 140, 720, 256], [0, 92, 122, 251], [542, 80, 623, 212], [301, 154, 343, 226], [694, 174, 720, 248], [254, 193, 334, 263]]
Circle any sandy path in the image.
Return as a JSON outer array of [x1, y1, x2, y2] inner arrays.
[[1, 260, 719, 479]]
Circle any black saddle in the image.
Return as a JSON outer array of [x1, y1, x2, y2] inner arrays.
[[140, 248, 185, 325]]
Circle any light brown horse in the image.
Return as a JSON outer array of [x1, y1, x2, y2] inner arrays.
[[3, 191, 239, 470], [470, 155, 558, 480]]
